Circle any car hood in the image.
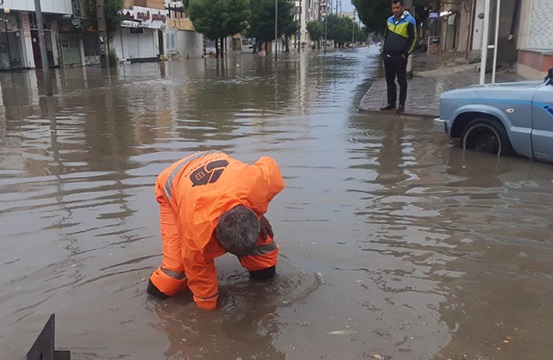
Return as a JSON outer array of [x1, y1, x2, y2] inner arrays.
[[464, 80, 543, 89], [441, 80, 544, 99]]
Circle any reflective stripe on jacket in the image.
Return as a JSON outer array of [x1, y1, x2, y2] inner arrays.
[[155, 151, 285, 310], [383, 13, 417, 57]]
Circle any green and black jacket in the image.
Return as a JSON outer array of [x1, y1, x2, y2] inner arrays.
[[383, 12, 417, 57]]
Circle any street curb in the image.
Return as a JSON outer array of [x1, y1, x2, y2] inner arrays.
[[357, 108, 438, 119], [358, 76, 440, 119]]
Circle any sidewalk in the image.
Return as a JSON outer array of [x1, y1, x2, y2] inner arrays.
[[358, 54, 525, 118]]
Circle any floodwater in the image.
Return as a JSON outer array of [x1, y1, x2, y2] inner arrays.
[[1, 47, 553, 360]]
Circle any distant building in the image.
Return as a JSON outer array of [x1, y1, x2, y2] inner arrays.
[[294, 0, 322, 48], [420, 0, 553, 80], [516, 0, 553, 79], [0, 0, 74, 70]]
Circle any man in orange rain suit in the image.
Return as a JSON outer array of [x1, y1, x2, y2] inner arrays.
[[146, 150, 285, 310]]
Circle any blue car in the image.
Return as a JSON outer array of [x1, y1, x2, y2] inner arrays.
[[434, 68, 553, 163]]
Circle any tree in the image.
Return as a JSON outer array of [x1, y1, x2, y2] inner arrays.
[[353, 24, 366, 44], [248, 0, 295, 53], [327, 14, 353, 47], [351, 0, 389, 34], [188, 0, 251, 57], [84, 0, 124, 39], [306, 20, 323, 48], [283, 20, 299, 52]]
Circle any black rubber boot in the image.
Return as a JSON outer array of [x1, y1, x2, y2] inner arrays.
[[146, 279, 169, 299], [249, 265, 276, 280]]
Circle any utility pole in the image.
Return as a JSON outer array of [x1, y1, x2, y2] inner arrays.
[[480, 0, 491, 84], [351, 9, 355, 45], [96, 0, 110, 68], [297, 4, 301, 53], [274, 0, 278, 61], [491, 0, 501, 83], [323, 4, 328, 54], [34, 0, 52, 96]]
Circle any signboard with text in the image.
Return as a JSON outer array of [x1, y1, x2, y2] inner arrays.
[[119, 6, 168, 29]]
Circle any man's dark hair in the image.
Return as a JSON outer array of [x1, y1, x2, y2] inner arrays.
[[216, 205, 260, 256], [392, 0, 404, 4]]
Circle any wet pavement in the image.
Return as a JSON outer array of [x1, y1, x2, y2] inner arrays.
[[359, 53, 525, 117], [1, 47, 553, 360]]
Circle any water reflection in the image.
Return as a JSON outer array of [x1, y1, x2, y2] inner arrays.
[[2, 48, 553, 359], [151, 266, 320, 359], [425, 150, 553, 359], [346, 109, 553, 359]]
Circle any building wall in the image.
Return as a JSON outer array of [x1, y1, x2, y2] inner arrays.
[[516, 0, 553, 79], [472, 0, 485, 50], [134, 0, 164, 9], [516, 0, 532, 50], [2, 0, 72, 14], [20, 12, 35, 68], [527, 0, 553, 50], [466, 0, 518, 66], [456, 1, 473, 53], [113, 28, 158, 61], [176, 30, 203, 59]]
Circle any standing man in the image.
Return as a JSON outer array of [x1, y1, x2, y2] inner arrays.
[[147, 150, 285, 310], [380, 0, 417, 113]]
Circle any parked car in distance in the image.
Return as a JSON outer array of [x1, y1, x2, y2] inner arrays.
[[434, 68, 553, 163]]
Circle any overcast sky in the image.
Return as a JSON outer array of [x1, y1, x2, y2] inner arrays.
[[342, 0, 354, 12], [329, 0, 355, 13]]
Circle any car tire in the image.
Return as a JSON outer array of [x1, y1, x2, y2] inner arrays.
[[460, 117, 514, 156]]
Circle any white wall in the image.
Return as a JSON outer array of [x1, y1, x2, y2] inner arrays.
[[176, 30, 203, 59], [19, 12, 35, 68], [516, 0, 533, 50], [471, 0, 485, 50], [113, 28, 158, 61], [2, 0, 72, 14], [527, 0, 553, 50]]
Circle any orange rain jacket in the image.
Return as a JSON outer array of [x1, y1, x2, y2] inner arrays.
[[149, 150, 285, 310]]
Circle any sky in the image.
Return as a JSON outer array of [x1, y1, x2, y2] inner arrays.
[[326, 0, 355, 13], [342, 0, 355, 12]]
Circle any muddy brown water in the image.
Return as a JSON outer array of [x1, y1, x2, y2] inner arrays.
[[1, 48, 553, 360]]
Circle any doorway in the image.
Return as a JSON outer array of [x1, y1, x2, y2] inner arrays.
[[31, 29, 55, 68]]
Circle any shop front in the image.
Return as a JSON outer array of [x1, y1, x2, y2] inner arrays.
[[113, 6, 168, 63], [0, 13, 24, 71], [57, 17, 83, 66], [28, 12, 56, 69]]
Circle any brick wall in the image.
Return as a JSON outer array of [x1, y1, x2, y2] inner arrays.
[[133, 0, 165, 9], [528, 0, 553, 50]]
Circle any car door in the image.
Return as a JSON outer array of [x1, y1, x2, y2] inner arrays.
[[532, 84, 553, 162]]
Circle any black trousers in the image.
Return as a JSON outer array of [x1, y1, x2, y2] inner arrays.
[[384, 55, 408, 107]]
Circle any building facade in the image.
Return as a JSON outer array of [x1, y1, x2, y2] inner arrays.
[[0, 0, 74, 70], [418, 0, 553, 79], [293, 0, 321, 48], [113, 4, 169, 63], [516, 0, 553, 79], [164, 0, 203, 59]]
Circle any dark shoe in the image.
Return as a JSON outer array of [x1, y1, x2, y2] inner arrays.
[[396, 105, 405, 113], [147, 279, 169, 299], [380, 104, 395, 111]]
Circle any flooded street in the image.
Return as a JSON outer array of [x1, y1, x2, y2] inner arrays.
[[2, 47, 553, 360]]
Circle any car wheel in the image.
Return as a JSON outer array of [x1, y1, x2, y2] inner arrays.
[[461, 117, 513, 156]]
